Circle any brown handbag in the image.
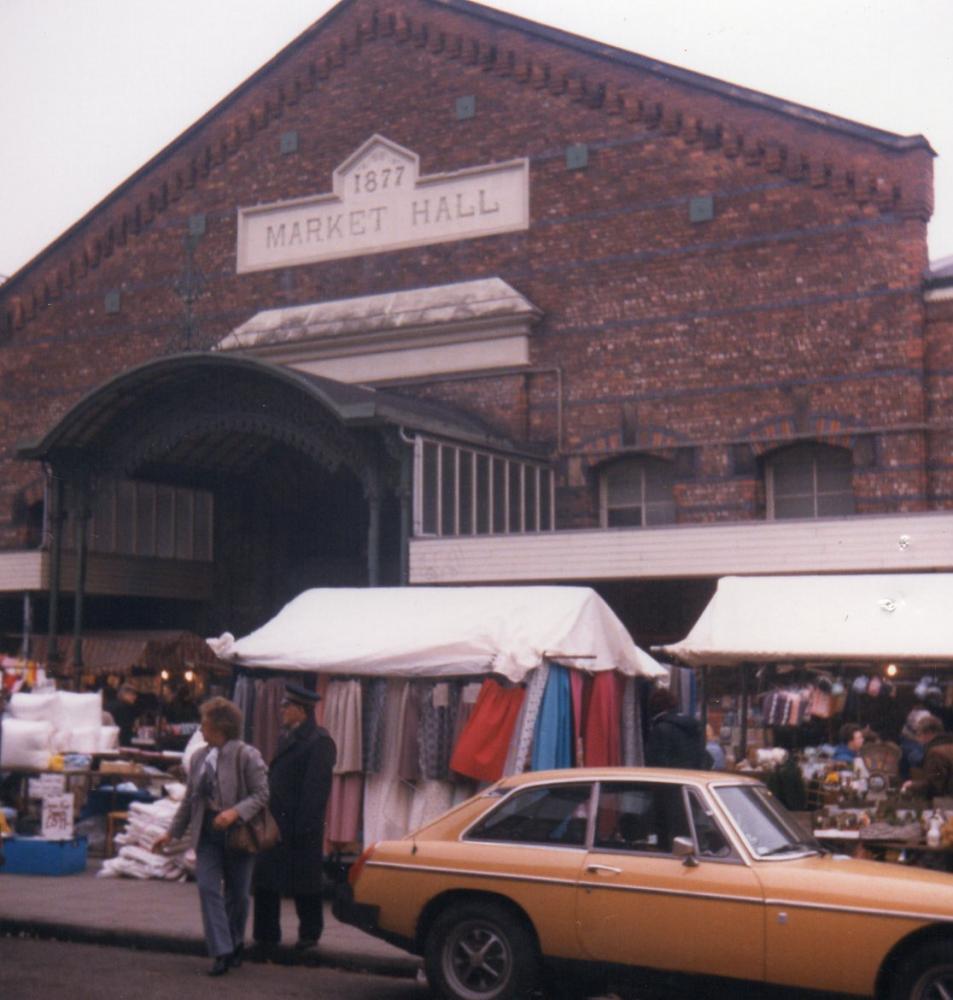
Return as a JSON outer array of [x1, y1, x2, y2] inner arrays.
[[226, 746, 281, 854]]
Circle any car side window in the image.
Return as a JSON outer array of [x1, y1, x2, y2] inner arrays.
[[593, 782, 690, 854], [466, 783, 592, 847], [687, 790, 733, 858]]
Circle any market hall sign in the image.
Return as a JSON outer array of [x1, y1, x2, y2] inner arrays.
[[236, 135, 530, 273]]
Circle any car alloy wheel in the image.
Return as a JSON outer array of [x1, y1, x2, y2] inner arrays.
[[425, 900, 539, 1000], [908, 963, 953, 1000]]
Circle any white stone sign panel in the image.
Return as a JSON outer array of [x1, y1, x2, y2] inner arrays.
[[237, 135, 529, 273]]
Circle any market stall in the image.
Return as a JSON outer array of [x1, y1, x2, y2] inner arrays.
[[209, 585, 666, 850], [659, 573, 953, 863]]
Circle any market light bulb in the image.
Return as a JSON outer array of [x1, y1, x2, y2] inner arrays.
[[161, 670, 170, 681], [184, 670, 194, 683], [886, 663, 898, 678]]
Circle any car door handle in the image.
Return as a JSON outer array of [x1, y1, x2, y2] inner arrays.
[[586, 863, 622, 875]]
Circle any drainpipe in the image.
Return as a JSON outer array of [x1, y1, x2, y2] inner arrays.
[[364, 463, 381, 588]]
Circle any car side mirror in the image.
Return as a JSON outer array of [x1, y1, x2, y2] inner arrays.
[[672, 836, 699, 867]]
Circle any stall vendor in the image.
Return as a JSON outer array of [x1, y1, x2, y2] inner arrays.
[[903, 716, 953, 799], [832, 723, 865, 764]]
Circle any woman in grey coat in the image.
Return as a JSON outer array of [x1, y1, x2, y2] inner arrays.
[[154, 697, 268, 976]]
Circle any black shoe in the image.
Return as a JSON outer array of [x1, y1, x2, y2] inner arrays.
[[294, 937, 318, 951], [250, 942, 278, 963], [230, 943, 244, 968], [208, 956, 229, 977]]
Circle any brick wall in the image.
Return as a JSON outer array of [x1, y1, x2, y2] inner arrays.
[[0, 0, 938, 548]]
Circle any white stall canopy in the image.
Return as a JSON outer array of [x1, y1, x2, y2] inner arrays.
[[660, 574, 953, 668], [208, 586, 666, 683]]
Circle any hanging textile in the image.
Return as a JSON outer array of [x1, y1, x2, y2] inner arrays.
[[531, 663, 572, 771], [450, 678, 525, 783], [584, 671, 623, 767], [504, 663, 550, 776], [396, 681, 421, 782], [621, 676, 643, 766], [323, 678, 364, 848], [232, 674, 256, 743], [408, 780, 455, 830], [570, 671, 591, 766], [363, 680, 414, 844], [362, 677, 388, 773], [418, 681, 461, 781], [324, 679, 363, 774], [252, 677, 285, 764]]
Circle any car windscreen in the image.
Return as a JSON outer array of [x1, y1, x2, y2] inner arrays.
[[714, 784, 819, 858]]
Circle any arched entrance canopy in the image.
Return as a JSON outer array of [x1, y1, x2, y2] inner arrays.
[[17, 352, 532, 681], [17, 351, 519, 474]]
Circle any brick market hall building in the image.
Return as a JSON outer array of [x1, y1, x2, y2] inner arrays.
[[1, 0, 952, 673]]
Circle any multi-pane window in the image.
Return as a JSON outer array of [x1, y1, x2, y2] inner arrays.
[[69, 478, 214, 561], [764, 443, 854, 519], [600, 457, 676, 528], [416, 437, 554, 537]]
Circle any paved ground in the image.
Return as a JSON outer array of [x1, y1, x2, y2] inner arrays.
[[0, 856, 421, 978]]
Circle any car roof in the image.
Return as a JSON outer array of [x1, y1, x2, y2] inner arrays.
[[493, 766, 762, 789]]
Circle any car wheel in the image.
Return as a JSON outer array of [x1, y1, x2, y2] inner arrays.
[[424, 900, 540, 1000], [892, 942, 953, 1000]]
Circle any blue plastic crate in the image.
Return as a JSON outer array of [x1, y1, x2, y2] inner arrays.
[[2, 836, 87, 875]]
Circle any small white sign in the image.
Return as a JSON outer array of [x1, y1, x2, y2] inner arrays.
[[41, 793, 75, 840], [237, 134, 530, 273], [28, 773, 66, 799]]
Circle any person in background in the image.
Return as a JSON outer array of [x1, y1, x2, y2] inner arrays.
[[832, 723, 865, 764], [705, 724, 727, 770], [645, 686, 712, 770], [153, 697, 268, 977], [106, 683, 140, 746], [253, 683, 336, 956], [903, 716, 953, 800]]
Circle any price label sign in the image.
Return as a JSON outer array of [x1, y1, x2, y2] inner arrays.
[[28, 773, 66, 799], [41, 794, 75, 840]]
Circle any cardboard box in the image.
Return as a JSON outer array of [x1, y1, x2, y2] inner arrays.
[[1, 836, 87, 875]]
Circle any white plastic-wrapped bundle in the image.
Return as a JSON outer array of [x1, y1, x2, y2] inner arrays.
[[99, 726, 120, 751], [9, 691, 58, 723], [61, 727, 102, 753], [54, 691, 103, 731], [0, 717, 53, 769], [98, 795, 192, 880]]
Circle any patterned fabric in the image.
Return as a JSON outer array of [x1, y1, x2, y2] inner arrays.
[[621, 676, 644, 766], [505, 663, 549, 775], [396, 681, 421, 782], [418, 681, 461, 781], [363, 680, 414, 845], [362, 677, 388, 773]]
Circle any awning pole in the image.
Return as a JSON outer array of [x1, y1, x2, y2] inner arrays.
[[700, 665, 708, 735]]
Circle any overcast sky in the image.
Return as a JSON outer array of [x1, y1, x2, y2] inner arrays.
[[1, 0, 950, 281]]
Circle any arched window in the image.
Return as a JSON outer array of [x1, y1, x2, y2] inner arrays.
[[601, 457, 676, 528], [764, 443, 854, 519]]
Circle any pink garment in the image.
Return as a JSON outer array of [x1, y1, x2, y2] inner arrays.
[[326, 772, 364, 849], [584, 671, 623, 767]]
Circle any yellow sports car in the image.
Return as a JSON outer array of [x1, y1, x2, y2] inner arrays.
[[335, 767, 953, 1000]]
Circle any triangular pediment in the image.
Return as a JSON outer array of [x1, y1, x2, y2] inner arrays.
[[332, 134, 420, 198]]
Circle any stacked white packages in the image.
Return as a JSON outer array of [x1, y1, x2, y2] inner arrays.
[[98, 784, 193, 881], [4, 689, 117, 757], [0, 717, 54, 769]]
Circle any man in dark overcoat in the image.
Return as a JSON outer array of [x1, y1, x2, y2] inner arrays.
[[252, 682, 336, 952]]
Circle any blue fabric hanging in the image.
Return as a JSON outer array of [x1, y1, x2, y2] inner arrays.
[[531, 662, 572, 770]]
